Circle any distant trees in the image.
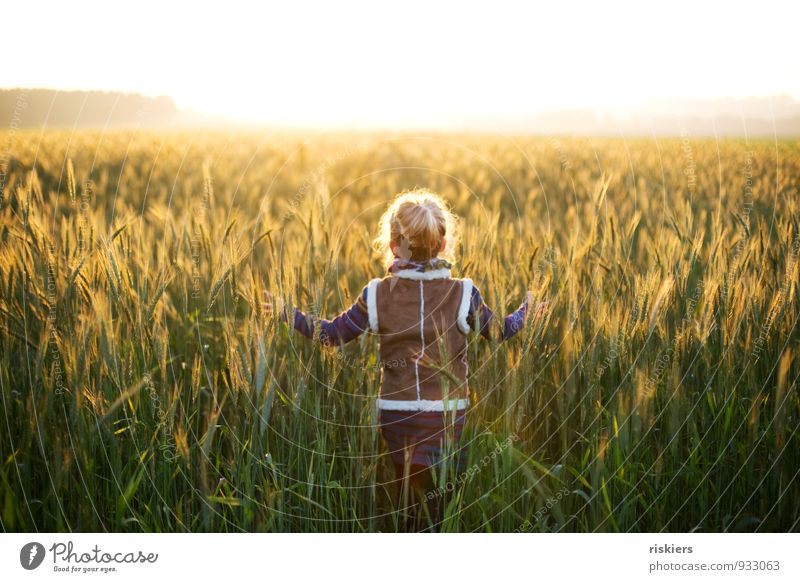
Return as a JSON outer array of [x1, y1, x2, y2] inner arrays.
[[0, 89, 177, 128]]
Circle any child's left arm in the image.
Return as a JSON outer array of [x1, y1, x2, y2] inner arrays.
[[264, 286, 371, 346]]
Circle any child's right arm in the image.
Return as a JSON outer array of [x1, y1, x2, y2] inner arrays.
[[466, 285, 547, 341]]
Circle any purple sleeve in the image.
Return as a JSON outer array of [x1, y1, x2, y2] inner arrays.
[[292, 285, 370, 346], [466, 285, 529, 341]]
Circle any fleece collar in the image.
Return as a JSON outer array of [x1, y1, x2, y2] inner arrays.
[[388, 257, 453, 280]]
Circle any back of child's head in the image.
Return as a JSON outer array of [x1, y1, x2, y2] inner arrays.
[[375, 188, 460, 266]]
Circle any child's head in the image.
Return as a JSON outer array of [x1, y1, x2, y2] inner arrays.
[[374, 188, 460, 266]]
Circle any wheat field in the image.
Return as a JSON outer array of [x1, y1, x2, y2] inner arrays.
[[0, 130, 798, 532]]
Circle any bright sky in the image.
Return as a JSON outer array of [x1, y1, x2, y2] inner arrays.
[[5, 0, 799, 129]]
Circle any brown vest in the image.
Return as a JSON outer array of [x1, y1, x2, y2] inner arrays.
[[367, 267, 474, 411]]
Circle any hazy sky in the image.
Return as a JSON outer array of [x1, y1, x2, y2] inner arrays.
[[5, 0, 798, 128]]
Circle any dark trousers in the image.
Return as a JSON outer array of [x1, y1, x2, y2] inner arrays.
[[392, 462, 444, 532]]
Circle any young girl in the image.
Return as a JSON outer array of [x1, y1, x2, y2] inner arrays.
[[265, 189, 536, 529]]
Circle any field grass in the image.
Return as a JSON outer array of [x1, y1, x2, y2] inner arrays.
[[0, 130, 798, 532]]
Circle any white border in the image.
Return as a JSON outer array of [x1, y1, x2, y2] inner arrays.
[[414, 280, 425, 400], [376, 398, 469, 411], [3, 533, 796, 579], [366, 278, 381, 332], [456, 278, 473, 333]]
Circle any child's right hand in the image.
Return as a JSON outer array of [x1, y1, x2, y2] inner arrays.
[[534, 298, 551, 316], [525, 290, 550, 318]]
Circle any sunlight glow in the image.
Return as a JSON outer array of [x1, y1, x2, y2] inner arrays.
[[4, 0, 798, 129]]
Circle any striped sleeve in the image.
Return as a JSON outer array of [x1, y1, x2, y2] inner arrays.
[[292, 285, 371, 346], [466, 285, 529, 341]]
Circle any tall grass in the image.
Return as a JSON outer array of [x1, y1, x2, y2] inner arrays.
[[0, 131, 798, 532]]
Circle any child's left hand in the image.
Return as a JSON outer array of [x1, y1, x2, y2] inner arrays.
[[262, 289, 285, 319]]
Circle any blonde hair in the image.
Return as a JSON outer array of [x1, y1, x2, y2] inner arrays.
[[374, 189, 460, 267]]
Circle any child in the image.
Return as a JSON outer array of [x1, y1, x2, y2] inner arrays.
[[264, 189, 537, 530]]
